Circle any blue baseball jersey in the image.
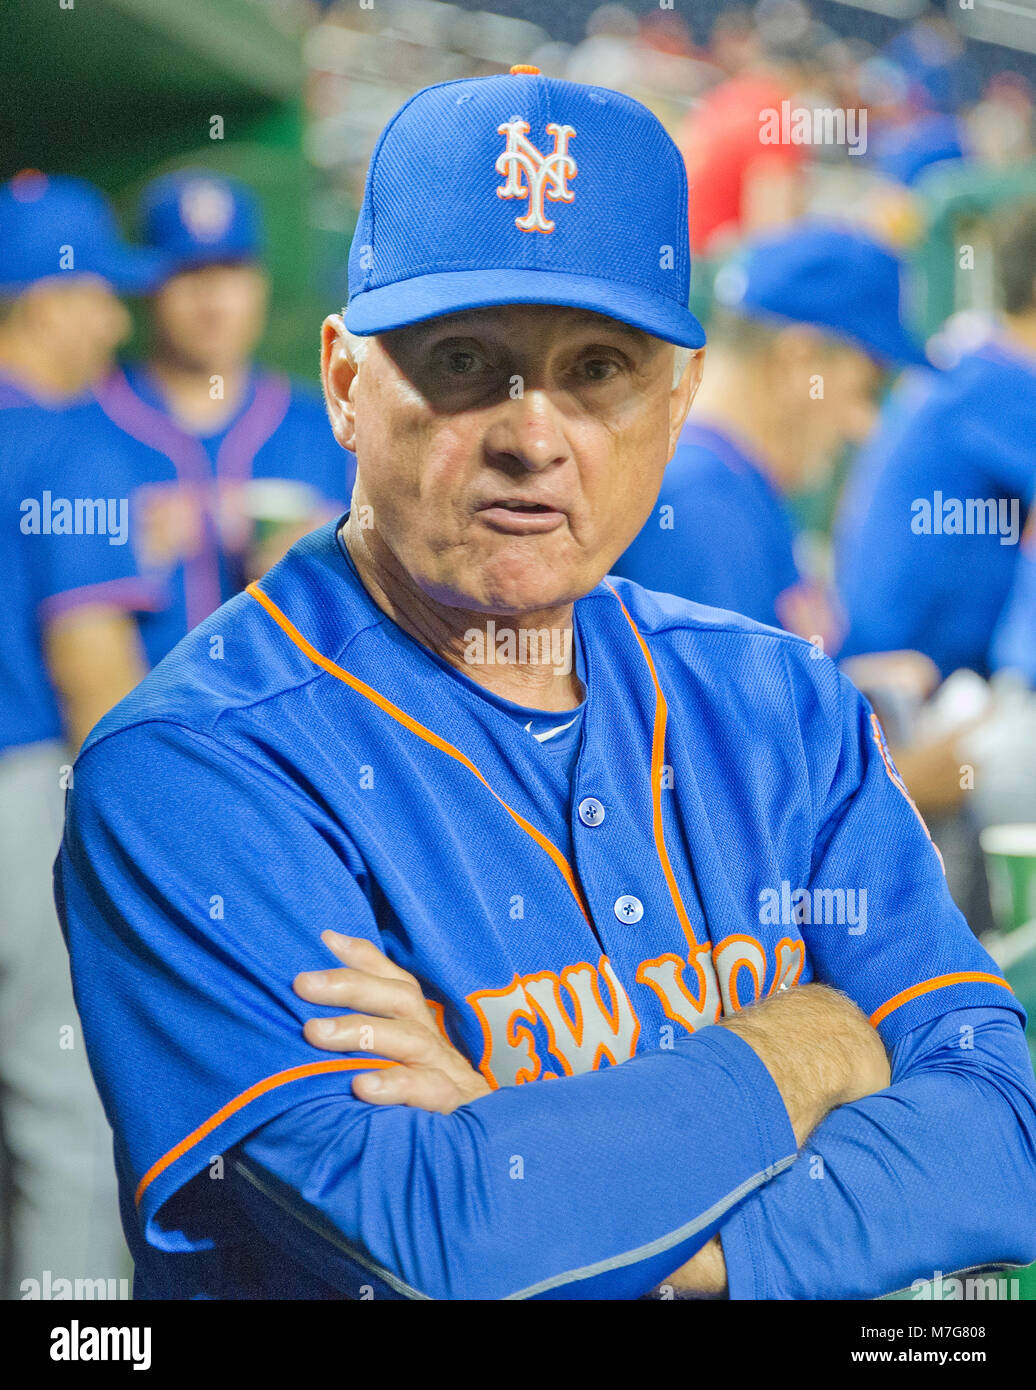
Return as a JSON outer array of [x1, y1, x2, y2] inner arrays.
[[835, 344, 1036, 678], [612, 422, 841, 648], [0, 378, 70, 750], [28, 364, 354, 674], [56, 520, 1036, 1299], [990, 517, 1036, 684], [0, 378, 147, 752]]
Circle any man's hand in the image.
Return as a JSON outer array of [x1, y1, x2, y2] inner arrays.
[[658, 984, 890, 1298], [295, 944, 888, 1298], [658, 1234, 728, 1298], [293, 931, 492, 1113], [715, 981, 891, 1148]]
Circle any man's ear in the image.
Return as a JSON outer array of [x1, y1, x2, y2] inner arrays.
[[668, 348, 705, 458], [321, 315, 359, 453]]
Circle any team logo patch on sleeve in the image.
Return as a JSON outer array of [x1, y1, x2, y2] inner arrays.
[[869, 712, 944, 870]]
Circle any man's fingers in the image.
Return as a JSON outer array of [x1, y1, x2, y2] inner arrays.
[[303, 1013, 439, 1063], [352, 1064, 465, 1115], [320, 930, 421, 987], [294, 962, 428, 1020]]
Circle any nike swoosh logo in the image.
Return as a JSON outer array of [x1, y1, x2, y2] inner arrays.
[[524, 715, 579, 744]]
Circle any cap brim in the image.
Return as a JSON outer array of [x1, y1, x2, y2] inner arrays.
[[346, 268, 707, 349], [87, 246, 171, 295], [738, 299, 932, 370], [154, 248, 263, 281], [862, 325, 932, 370]]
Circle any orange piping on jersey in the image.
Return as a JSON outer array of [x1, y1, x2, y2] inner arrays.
[[134, 1057, 397, 1208], [246, 582, 591, 925], [605, 582, 698, 951], [426, 999, 450, 1044], [869, 972, 1014, 1029]]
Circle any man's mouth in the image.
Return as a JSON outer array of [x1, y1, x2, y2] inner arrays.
[[476, 498, 567, 534]]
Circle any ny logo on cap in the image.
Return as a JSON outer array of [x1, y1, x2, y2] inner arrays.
[[179, 180, 234, 242], [496, 119, 577, 234]]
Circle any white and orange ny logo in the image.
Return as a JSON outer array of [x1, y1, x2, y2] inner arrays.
[[496, 118, 577, 233]]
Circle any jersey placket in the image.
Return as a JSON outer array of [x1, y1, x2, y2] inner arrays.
[[94, 369, 223, 629]]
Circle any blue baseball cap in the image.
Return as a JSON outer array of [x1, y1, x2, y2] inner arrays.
[[713, 224, 928, 367], [0, 172, 167, 295], [345, 67, 706, 349], [139, 170, 263, 276]]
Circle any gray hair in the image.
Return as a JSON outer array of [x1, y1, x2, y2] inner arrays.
[[342, 325, 693, 388]]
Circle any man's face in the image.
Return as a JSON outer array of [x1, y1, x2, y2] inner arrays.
[[821, 343, 885, 449], [35, 275, 130, 393], [780, 336, 885, 490], [151, 262, 268, 373], [323, 304, 700, 616]]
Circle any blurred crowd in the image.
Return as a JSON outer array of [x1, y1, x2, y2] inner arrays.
[[306, 0, 1034, 258], [2, 0, 1035, 1297]]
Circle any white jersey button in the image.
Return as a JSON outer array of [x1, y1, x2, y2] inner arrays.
[[577, 796, 605, 826], [614, 895, 643, 924]]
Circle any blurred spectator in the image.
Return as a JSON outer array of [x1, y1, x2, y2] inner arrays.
[[565, 4, 641, 91], [872, 110, 969, 188], [637, 10, 696, 60], [709, 6, 763, 77], [678, 5, 835, 256], [968, 72, 1034, 168], [883, 8, 981, 116]]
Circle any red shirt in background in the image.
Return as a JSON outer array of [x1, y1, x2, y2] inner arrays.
[[681, 72, 808, 256]]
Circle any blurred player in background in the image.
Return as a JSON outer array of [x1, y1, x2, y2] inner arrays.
[[0, 172, 165, 1297], [834, 200, 1036, 932], [836, 200, 1036, 683], [612, 224, 924, 653], [990, 520, 1036, 687], [33, 169, 356, 733], [609, 223, 995, 921]]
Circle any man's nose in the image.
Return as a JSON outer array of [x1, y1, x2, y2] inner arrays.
[[481, 388, 571, 472]]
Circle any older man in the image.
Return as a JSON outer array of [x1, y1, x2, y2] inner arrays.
[[57, 68, 1036, 1301]]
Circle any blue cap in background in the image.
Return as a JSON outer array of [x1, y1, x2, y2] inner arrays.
[[713, 224, 929, 367], [0, 172, 167, 295], [139, 170, 264, 277], [346, 67, 706, 349], [873, 113, 967, 189]]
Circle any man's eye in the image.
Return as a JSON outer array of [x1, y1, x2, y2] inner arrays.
[[582, 358, 619, 382], [446, 350, 481, 374]]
